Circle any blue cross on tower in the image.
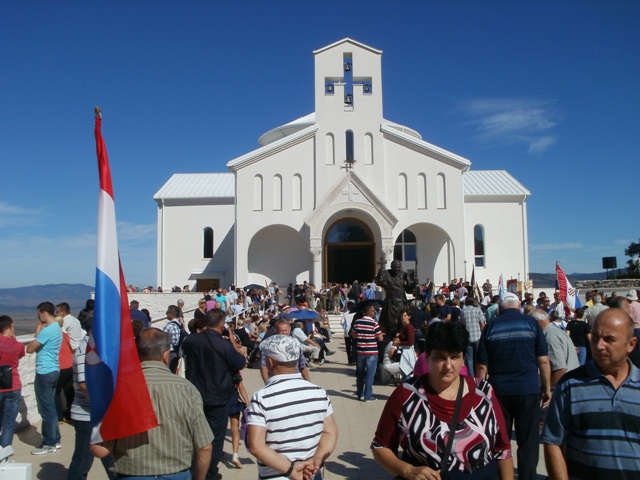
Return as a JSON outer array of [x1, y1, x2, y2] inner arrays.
[[325, 54, 372, 107]]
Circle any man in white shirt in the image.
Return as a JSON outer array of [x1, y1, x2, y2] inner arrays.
[[55, 303, 85, 351]]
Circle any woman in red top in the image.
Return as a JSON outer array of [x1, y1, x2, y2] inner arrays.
[[0, 315, 25, 449], [372, 321, 513, 479]]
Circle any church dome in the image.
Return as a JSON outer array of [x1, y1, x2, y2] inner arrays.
[[258, 113, 316, 146]]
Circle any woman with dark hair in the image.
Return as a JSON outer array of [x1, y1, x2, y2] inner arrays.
[[396, 307, 415, 347], [372, 321, 513, 479]]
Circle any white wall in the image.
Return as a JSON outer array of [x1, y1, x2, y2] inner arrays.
[[158, 201, 235, 289], [464, 197, 529, 286]]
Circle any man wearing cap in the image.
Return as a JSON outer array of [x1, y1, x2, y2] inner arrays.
[[476, 292, 551, 480], [260, 319, 309, 383], [247, 335, 338, 480]]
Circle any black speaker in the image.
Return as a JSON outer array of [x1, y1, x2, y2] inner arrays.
[[602, 257, 617, 269]]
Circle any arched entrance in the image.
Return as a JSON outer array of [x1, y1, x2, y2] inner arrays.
[[324, 219, 375, 284]]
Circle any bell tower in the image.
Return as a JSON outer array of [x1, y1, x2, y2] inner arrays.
[[313, 38, 383, 130]]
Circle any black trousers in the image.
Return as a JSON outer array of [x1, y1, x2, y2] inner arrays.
[[55, 367, 74, 421], [497, 393, 540, 480]]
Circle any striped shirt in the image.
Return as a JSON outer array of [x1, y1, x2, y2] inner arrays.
[[70, 335, 90, 422], [247, 373, 333, 480], [541, 360, 640, 479], [352, 316, 381, 355], [109, 361, 213, 476], [477, 309, 548, 396]]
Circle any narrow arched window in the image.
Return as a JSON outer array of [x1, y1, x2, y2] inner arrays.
[[398, 173, 408, 209], [292, 174, 302, 210], [203, 227, 214, 259], [437, 173, 446, 209], [364, 133, 373, 165], [273, 175, 282, 211], [325, 133, 335, 165], [253, 175, 263, 211], [417, 173, 427, 209], [474, 224, 485, 267], [345, 130, 354, 161]]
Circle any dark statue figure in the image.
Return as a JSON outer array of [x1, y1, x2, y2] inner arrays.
[[376, 260, 415, 337]]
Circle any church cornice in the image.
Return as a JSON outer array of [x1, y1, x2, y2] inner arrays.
[[305, 171, 397, 228], [381, 124, 471, 171], [227, 125, 318, 172], [313, 38, 382, 56]]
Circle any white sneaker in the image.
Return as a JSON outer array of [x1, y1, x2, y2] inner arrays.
[[31, 445, 56, 455]]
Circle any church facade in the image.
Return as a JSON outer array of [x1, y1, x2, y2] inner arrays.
[[154, 38, 530, 292]]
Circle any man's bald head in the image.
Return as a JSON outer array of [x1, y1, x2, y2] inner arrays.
[[594, 308, 634, 341]]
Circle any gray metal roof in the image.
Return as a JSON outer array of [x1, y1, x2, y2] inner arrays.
[[463, 170, 530, 196], [153, 173, 235, 199]]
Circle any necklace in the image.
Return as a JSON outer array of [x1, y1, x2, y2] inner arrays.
[[438, 376, 461, 401]]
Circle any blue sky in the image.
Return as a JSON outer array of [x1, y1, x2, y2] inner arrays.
[[1, 1, 638, 289]]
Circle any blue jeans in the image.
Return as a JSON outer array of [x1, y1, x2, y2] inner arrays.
[[0, 389, 21, 447], [34, 371, 60, 446], [68, 420, 118, 480], [576, 346, 587, 366], [356, 354, 378, 400], [120, 471, 190, 479], [203, 403, 230, 480], [465, 341, 478, 375]]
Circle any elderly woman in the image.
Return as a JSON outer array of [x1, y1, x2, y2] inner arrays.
[[372, 321, 513, 480]]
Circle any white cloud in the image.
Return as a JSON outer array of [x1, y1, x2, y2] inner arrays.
[[456, 97, 560, 154], [0, 201, 44, 227], [115, 222, 156, 243]]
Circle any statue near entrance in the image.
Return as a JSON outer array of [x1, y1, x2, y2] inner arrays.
[[376, 260, 415, 337]]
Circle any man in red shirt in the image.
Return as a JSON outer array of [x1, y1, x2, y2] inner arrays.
[[0, 315, 25, 456]]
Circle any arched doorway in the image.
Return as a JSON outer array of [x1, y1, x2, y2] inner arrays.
[[324, 219, 375, 284]]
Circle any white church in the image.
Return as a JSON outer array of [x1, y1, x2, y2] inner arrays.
[[154, 38, 531, 292]]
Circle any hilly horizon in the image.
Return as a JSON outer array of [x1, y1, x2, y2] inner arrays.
[[0, 271, 615, 311], [0, 283, 94, 311]]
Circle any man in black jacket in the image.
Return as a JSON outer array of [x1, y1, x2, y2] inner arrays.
[[182, 309, 246, 480]]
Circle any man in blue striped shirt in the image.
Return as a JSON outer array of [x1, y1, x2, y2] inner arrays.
[[542, 308, 640, 479], [476, 293, 551, 480]]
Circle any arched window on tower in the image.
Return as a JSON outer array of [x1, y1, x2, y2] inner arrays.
[[398, 173, 408, 209], [345, 130, 354, 162], [474, 224, 485, 267], [325, 133, 335, 165], [203, 227, 214, 259], [364, 133, 373, 165], [253, 175, 263, 211], [437, 173, 446, 209]]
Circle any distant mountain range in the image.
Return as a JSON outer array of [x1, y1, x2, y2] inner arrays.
[[0, 283, 94, 311]]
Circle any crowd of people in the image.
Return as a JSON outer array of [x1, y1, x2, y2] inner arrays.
[[1, 278, 639, 479]]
